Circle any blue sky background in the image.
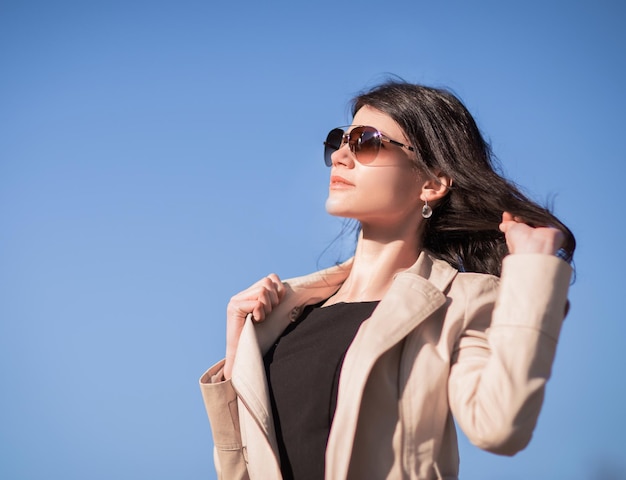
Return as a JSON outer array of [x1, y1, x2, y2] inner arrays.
[[1, 1, 625, 479]]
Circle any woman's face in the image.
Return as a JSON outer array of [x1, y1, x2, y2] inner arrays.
[[325, 106, 426, 231]]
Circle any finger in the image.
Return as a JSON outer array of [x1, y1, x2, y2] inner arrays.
[[251, 285, 282, 322], [538, 227, 565, 254], [554, 229, 565, 250], [233, 276, 279, 302], [499, 211, 514, 233], [252, 305, 265, 322], [229, 299, 265, 322], [264, 281, 281, 307], [256, 274, 285, 307], [229, 274, 285, 322], [266, 273, 286, 301], [228, 284, 273, 316]]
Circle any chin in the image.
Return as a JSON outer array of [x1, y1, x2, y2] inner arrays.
[[325, 198, 348, 217]]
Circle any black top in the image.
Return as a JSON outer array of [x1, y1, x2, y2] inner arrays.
[[263, 300, 379, 480]]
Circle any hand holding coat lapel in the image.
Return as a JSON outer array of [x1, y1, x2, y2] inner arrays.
[[230, 252, 458, 479], [230, 260, 352, 470]]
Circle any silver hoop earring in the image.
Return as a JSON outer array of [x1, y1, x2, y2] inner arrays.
[[422, 200, 433, 219]]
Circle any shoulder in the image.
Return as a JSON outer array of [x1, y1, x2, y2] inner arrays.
[[445, 271, 500, 322], [450, 270, 500, 295], [424, 249, 500, 301]]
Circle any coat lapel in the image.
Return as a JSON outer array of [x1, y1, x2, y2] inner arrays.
[[230, 260, 352, 452], [326, 252, 458, 478], [230, 252, 458, 478]]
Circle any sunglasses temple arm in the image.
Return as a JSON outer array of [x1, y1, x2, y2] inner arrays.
[[384, 137, 415, 152]]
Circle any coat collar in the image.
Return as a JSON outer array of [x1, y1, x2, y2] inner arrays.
[[325, 253, 457, 477], [231, 251, 459, 458], [230, 259, 352, 445]]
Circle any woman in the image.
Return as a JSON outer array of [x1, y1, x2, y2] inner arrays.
[[199, 81, 575, 479]]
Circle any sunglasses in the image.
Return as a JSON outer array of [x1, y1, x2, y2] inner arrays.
[[323, 125, 415, 167]]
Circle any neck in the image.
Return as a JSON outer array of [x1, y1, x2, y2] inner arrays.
[[324, 222, 423, 305]]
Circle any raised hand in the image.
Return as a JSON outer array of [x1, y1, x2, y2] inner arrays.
[[499, 212, 564, 256], [223, 274, 285, 380]]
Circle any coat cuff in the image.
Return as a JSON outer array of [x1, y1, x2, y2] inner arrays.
[[199, 359, 243, 449], [495, 254, 572, 340]]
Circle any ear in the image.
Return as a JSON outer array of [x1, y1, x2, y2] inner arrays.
[[420, 171, 452, 204]]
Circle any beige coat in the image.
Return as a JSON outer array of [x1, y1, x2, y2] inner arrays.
[[199, 251, 572, 479]]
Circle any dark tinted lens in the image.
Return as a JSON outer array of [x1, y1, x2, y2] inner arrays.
[[324, 128, 344, 166], [350, 126, 380, 164]]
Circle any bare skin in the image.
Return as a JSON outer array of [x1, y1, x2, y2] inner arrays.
[[224, 274, 286, 380], [222, 109, 565, 380], [222, 214, 564, 380], [499, 212, 564, 255]]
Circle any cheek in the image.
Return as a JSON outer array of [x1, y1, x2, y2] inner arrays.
[[365, 169, 421, 205], [325, 168, 423, 218]]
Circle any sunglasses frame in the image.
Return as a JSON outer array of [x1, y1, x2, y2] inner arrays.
[[323, 125, 415, 166]]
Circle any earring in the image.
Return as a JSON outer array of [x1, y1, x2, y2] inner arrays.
[[421, 199, 433, 219]]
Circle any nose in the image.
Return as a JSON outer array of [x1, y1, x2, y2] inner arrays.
[[331, 143, 355, 167]]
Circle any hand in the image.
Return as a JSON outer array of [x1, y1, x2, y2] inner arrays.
[[499, 212, 564, 256], [223, 274, 285, 380]]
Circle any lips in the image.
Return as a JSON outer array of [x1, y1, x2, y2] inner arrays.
[[330, 175, 354, 188]]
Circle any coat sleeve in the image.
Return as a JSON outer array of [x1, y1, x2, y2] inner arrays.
[[199, 359, 250, 480], [448, 254, 572, 455]]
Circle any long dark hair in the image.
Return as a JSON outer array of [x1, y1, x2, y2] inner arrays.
[[352, 81, 576, 277]]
